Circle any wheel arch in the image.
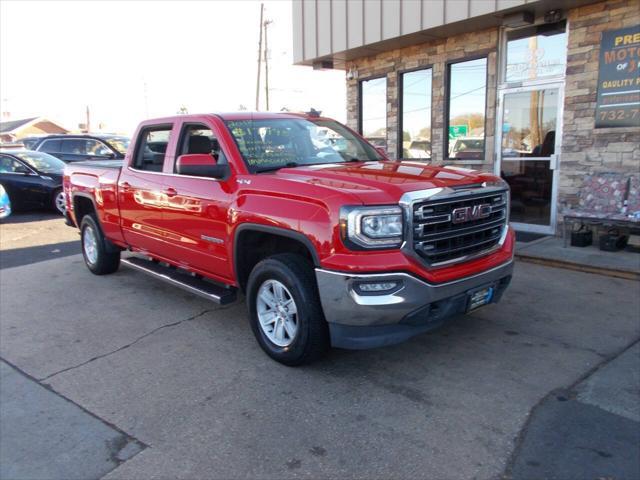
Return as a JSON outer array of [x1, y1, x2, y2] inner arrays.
[[233, 224, 320, 293]]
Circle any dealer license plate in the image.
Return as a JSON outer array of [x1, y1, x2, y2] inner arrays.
[[467, 286, 494, 312]]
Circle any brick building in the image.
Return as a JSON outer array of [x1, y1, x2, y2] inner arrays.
[[293, 0, 639, 235]]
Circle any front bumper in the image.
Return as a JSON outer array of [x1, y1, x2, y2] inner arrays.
[[315, 260, 513, 349]]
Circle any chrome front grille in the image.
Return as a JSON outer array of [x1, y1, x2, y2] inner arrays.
[[411, 190, 508, 266]]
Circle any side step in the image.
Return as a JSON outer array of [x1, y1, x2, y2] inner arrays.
[[121, 256, 237, 305]]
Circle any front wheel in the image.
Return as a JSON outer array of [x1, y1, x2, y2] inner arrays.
[[247, 253, 329, 366], [81, 215, 120, 275]]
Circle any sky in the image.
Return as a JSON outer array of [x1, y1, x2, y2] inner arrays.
[[0, 0, 346, 135]]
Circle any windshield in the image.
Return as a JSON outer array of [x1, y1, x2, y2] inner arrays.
[[13, 151, 65, 173], [105, 137, 130, 155], [225, 118, 383, 172]]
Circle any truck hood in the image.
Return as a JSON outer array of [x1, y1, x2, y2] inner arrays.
[[271, 161, 498, 204]]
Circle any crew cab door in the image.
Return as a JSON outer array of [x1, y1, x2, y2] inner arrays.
[[118, 123, 176, 254], [157, 118, 235, 283]]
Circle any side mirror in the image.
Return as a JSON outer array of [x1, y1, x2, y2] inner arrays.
[[176, 153, 229, 179]]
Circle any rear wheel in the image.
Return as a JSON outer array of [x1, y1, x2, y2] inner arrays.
[[52, 189, 65, 215], [247, 253, 329, 366], [81, 215, 120, 275]]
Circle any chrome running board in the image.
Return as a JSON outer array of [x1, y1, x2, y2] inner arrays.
[[121, 256, 237, 305]]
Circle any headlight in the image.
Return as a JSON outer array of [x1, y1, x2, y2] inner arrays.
[[340, 206, 404, 249]]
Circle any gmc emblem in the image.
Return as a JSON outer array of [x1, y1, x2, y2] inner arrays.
[[452, 204, 492, 224]]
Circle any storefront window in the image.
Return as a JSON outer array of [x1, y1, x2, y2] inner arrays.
[[505, 23, 567, 83], [501, 89, 558, 158], [360, 77, 387, 149], [446, 57, 487, 161], [399, 68, 432, 160]]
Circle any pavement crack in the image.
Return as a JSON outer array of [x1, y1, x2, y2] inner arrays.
[[39, 309, 212, 382]]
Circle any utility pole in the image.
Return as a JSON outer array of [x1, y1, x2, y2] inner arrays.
[[264, 18, 273, 111], [255, 3, 264, 111], [86, 105, 91, 133]]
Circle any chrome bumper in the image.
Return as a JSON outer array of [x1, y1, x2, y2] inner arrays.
[[315, 260, 514, 328]]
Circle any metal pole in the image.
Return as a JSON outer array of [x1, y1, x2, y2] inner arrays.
[[264, 19, 271, 111], [255, 3, 264, 111]]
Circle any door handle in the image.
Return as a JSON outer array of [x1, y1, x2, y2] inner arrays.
[[165, 187, 178, 198], [120, 181, 131, 191]]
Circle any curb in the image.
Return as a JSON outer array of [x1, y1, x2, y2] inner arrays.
[[515, 253, 640, 281]]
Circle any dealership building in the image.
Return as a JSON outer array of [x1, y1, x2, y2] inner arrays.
[[293, 0, 639, 235]]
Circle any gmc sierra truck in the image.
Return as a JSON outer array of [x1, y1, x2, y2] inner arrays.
[[64, 112, 514, 365]]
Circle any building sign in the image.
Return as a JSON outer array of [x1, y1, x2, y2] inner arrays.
[[448, 125, 468, 139], [595, 26, 640, 128]]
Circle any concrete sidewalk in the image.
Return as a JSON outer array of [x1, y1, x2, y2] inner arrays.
[[516, 236, 640, 280]]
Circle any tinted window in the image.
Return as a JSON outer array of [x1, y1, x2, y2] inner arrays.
[[85, 140, 112, 156], [38, 139, 62, 153], [134, 127, 172, 171], [0, 156, 26, 173], [61, 139, 87, 154], [446, 57, 487, 160], [400, 68, 432, 160], [360, 77, 387, 149]]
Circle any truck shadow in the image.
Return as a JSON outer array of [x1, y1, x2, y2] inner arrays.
[[0, 240, 80, 269]]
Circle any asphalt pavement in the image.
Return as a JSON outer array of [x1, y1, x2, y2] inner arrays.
[[0, 212, 639, 479]]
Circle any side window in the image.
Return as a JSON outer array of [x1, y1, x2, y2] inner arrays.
[[175, 124, 227, 174], [133, 126, 172, 172], [0, 156, 27, 173], [38, 139, 62, 153], [61, 139, 86, 154], [85, 140, 112, 156]]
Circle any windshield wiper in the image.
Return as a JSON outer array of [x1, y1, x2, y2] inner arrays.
[[254, 162, 299, 173]]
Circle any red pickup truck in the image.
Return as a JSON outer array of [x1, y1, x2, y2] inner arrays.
[[64, 112, 514, 365]]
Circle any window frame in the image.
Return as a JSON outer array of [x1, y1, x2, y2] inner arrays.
[[131, 124, 174, 172], [443, 53, 490, 163], [397, 65, 433, 161], [358, 74, 389, 148]]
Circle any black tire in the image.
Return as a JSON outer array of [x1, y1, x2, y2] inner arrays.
[[51, 188, 65, 215], [247, 253, 329, 366], [80, 215, 120, 275]]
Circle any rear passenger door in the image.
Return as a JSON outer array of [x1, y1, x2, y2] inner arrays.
[[118, 124, 175, 254], [158, 120, 235, 282]]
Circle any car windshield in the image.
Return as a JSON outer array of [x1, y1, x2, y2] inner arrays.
[[13, 151, 65, 173], [225, 118, 383, 173], [105, 137, 130, 155]]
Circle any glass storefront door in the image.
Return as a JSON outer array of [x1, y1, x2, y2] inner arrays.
[[496, 84, 563, 234]]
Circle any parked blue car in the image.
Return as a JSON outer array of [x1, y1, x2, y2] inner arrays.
[[0, 184, 11, 220]]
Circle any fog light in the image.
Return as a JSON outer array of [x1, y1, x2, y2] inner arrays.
[[356, 281, 401, 294]]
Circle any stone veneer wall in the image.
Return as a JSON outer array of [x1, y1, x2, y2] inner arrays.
[[345, 0, 639, 230], [346, 28, 499, 168], [560, 0, 640, 212]]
